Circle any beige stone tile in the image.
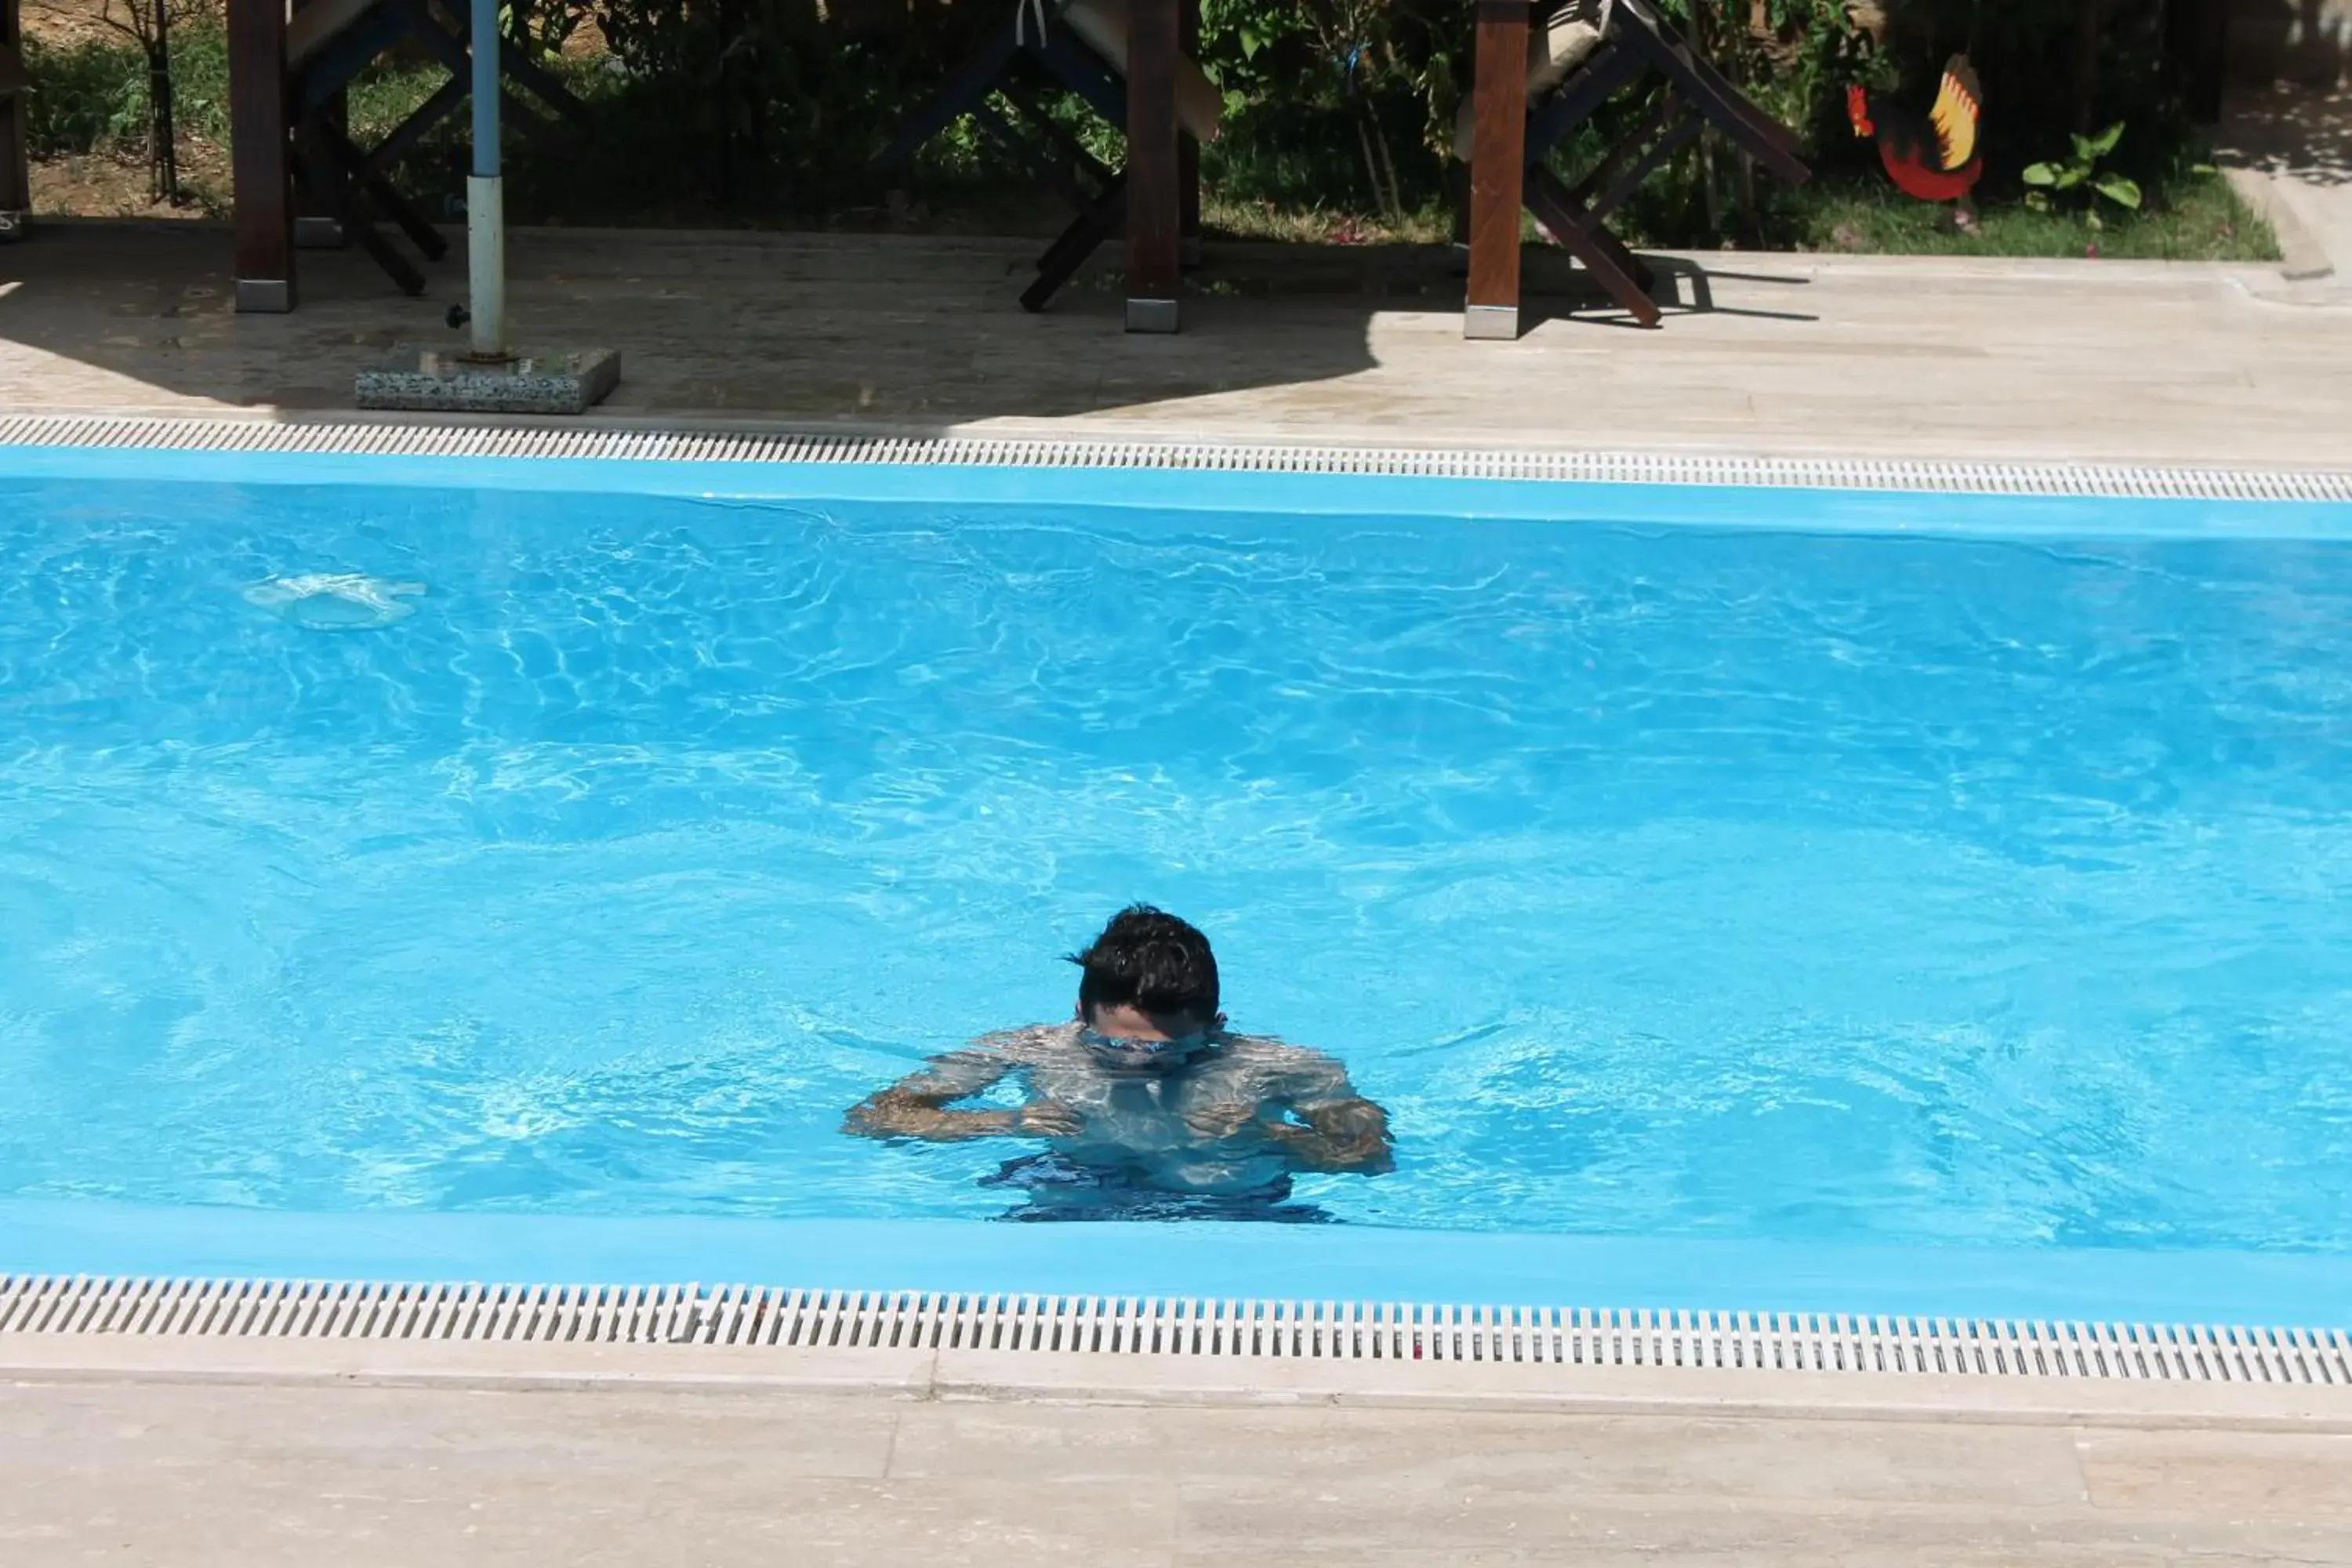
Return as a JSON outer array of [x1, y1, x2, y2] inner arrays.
[[1171, 1485, 2352, 1566], [0, 1382, 1177, 1566], [891, 1403, 2089, 1508], [6, 1379, 2352, 1566], [637, 1479, 1178, 1567], [2076, 1428, 2352, 1519], [0, 1470, 1178, 1566], [5, 224, 2348, 475], [0, 1377, 901, 1480]]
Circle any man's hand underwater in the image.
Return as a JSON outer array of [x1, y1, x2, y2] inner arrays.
[[1012, 1101, 1085, 1138]]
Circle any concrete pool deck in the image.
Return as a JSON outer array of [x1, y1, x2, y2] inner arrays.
[[4, 1336, 2351, 1566], [4, 220, 2351, 471], [8, 219, 2352, 1563]]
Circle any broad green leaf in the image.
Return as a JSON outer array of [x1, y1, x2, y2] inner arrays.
[[2055, 167, 2085, 190], [2024, 190, 2050, 212], [2094, 176, 2143, 209], [2021, 163, 2059, 186], [2087, 121, 2126, 158], [1240, 27, 1261, 59], [2190, 162, 2218, 176]]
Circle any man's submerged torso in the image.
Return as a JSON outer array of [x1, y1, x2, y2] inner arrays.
[[913, 1023, 1356, 1196]]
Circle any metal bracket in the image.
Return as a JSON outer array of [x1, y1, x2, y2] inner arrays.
[[234, 278, 295, 314], [1464, 303, 1520, 340], [1124, 296, 1180, 334]]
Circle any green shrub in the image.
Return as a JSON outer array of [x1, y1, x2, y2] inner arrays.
[[15, 0, 2264, 259], [21, 17, 227, 158], [21, 33, 154, 156]]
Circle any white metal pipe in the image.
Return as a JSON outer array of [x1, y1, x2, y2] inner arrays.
[[466, 0, 506, 359]]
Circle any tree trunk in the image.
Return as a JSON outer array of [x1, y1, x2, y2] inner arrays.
[[149, 0, 180, 205], [2071, 0, 2102, 134]]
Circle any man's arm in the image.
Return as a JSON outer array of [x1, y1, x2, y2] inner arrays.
[[1263, 1097, 1395, 1174], [842, 1046, 1080, 1143], [1245, 1040, 1395, 1174]]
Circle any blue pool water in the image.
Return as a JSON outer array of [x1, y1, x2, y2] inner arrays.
[[3, 456, 2350, 1316]]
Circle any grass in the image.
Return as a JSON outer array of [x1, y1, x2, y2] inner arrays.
[[1785, 177, 2277, 262], [1195, 175, 2277, 263], [18, 20, 2281, 267], [1200, 197, 1454, 246]]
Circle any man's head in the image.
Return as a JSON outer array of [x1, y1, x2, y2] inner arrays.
[[1065, 905, 1223, 1065]]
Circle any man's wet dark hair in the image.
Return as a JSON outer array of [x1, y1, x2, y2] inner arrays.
[[1065, 905, 1221, 1024]]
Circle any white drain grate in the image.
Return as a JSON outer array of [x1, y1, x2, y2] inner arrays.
[[5, 423, 2346, 1389], [2, 1276, 2346, 1383], [3, 414, 2351, 503]]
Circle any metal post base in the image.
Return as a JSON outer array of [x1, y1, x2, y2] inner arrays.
[[466, 172, 506, 358], [0, 210, 28, 243], [1464, 303, 1520, 341], [355, 344, 620, 414], [294, 216, 345, 249], [1125, 296, 1181, 334], [234, 278, 295, 314]]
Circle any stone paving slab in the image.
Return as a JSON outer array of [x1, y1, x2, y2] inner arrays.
[[5, 220, 2352, 1565], [2218, 84, 2352, 284], [8, 1330, 2347, 1430], [4, 221, 2350, 470], [4, 1376, 2350, 1566]]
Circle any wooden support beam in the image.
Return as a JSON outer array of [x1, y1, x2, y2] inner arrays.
[[1466, 0, 1530, 340], [1, 0, 30, 239], [229, 0, 296, 310], [1124, 0, 1180, 332], [1179, 0, 1201, 269]]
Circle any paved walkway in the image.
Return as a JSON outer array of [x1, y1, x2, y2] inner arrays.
[[4, 221, 2349, 470], [6, 218, 2352, 1566], [3, 1374, 2349, 1566], [2220, 83, 2352, 282]]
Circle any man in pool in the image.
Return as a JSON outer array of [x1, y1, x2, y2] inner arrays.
[[844, 905, 1393, 1221]]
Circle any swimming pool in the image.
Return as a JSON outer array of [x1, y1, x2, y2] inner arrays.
[[4, 434, 2350, 1326]]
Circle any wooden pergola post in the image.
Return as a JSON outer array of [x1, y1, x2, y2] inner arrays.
[[1, 0, 30, 239], [1465, 0, 1530, 339], [228, 0, 296, 310], [1124, 0, 1181, 332], [1179, 0, 1201, 268]]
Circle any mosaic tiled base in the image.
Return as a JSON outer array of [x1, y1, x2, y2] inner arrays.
[[354, 346, 621, 415]]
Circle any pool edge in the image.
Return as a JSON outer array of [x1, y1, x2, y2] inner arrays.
[[5, 1276, 2347, 1428], [5, 409, 2352, 505], [7, 1200, 2348, 1337], [11, 416, 2351, 1404]]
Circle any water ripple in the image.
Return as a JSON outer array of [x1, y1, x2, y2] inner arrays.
[[2, 479, 2350, 1249]]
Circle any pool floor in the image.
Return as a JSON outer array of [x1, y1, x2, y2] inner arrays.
[[5, 448, 2351, 1328]]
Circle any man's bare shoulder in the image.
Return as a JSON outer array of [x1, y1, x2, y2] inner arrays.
[[1218, 1030, 1343, 1067], [1218, 1031, 1360, 1101], [884, 1024, 1069, 1100], [969, 1022, 1080, 1059]]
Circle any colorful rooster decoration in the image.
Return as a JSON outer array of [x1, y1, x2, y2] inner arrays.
[[1849, 57, 1984, 219]]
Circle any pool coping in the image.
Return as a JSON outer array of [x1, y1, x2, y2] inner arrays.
[[5, 1298, 2347, 1432], [5, 410, 2352, 503], [12, 410, 2352, 545], [9, 413, 2352, 1424]]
